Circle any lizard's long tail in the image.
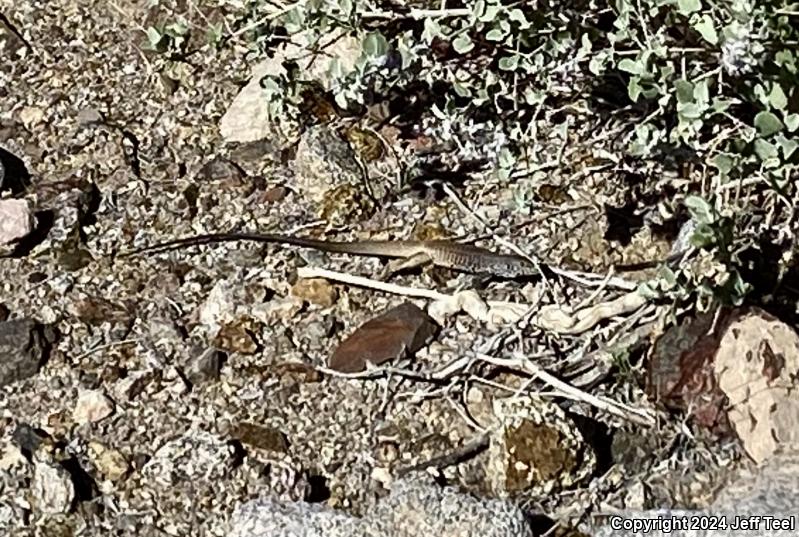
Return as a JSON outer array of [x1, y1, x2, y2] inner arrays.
[[118, 232, 410, 258]]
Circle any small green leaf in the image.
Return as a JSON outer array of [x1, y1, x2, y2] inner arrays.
[[711, 98, 732, 113], [678, 102, 703, 119], [145, 27, 163, 47], [754, 138, 779, 160], [452, 34, 474, 54], [785, 114, 799, 132], [775, 134, 798, 159], [710, 153, 734, 174], [472, 0, 486, 19], [752, 82, 768, 105], [677, 0, 702, 15], [485, 28, 507, 41], [165, 21, 188, 36], [362, 32, 389, 56], [693, 80, 709, 103], [628, 77, 643, 102], [675, 79, 694, 103], [685, 195, 714, 225], [422, 18, 442, 43], [589, 54, 606, 75], [498, 147, 515, 168], [452, 82, 472, 98], [508, 9, 530, 29], [775, 50, 797, 74], [618, 58, 642, 74], [479, 5, 500, 22], [769, 84, 788, 110], [661, 266, 678, 286], [754, 111, 783, 137], [692, 14, 718, 44], [690, 223, 716, 248], [498, 55, 519, 71]]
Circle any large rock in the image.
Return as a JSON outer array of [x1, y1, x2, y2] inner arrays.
[[228, 474, 533, 537], [593, 448, 799, 537]]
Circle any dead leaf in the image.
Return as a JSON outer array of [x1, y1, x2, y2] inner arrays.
[[329, 302, 438, 373]]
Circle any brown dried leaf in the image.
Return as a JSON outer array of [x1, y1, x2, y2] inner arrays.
[[329, 302, 438, 373]]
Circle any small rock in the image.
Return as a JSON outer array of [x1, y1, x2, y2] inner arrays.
[[624, 480, 648, 510], [0, 318, 51, 387], [230, 497, 363, 537], [214, 318, 259, 354], [231, 422, 290, 453], [18, 106, 44, 128], [261, 186, 289, 203], [329, 302, 438, 373], [113, 369, 156, 401], [486, 395, 596, 497], [70, 296, 134, 326], [293, 125, 363, 204], [251, 297, 303, 324], [142, 431, 236, 486], [185, 348, 224, 385], [229, 140, 280, 163], [31, 460, 75, 514], [75, 107, 103, 126], [291, 278, 338, 308], [0, 444, 27, 471], [317, 183, 376, 226], [646, 311, 729, 431], [270, 362, 323, 384], [197, 156, 245, 185], [11, 423, 51, 457], [0, 198, 34, 245], [220, 60, 295, 145], [88, 441, 129, 482], [72, 389, 115, 425]]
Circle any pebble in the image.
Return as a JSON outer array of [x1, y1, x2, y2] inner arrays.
[[0, 198, 34, 245], [72, 389, 115, 424]]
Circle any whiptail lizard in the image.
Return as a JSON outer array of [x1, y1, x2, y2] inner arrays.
[[120, 232, 543, 279], [121, 231, 688, 280]]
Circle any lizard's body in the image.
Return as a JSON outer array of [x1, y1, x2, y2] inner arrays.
[[122, 232, 541, 278], [122, 232, 683, 278]]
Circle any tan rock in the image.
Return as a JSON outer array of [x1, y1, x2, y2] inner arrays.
[[88, 441, 129, 481], [291, 278, 338, 308], [714, 309, 799, 463], [72, 389, 115, 425]]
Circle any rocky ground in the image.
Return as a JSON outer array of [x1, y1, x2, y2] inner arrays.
[[1, 1, 797, 536]]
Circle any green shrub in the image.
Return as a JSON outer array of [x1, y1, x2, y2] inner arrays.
[[235, 0, 798, 305]]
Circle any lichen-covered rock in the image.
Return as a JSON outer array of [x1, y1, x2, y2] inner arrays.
[[371, 475, 534, 537], [486, 395, 595, 496], [592, 448, 799, 537], [228, 474, 533, 537], [229, 498, 367, 537]]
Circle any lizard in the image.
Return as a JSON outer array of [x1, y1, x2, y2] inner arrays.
[[119, 232, 543, 279], [120, 231, 689, 280]]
